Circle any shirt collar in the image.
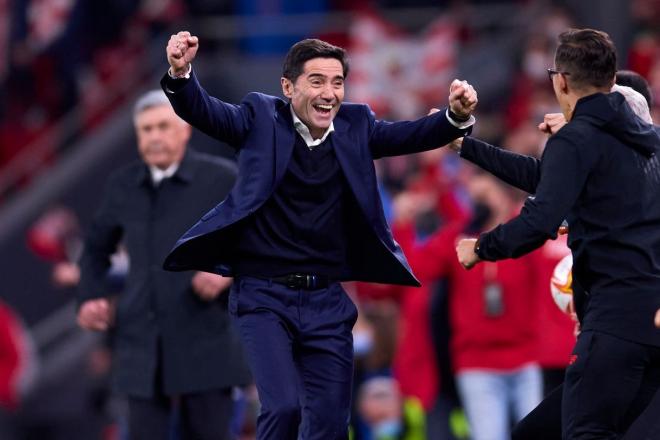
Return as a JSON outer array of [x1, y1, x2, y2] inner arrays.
[[149, 162, 180, 186], [290, 106, 334, 148]]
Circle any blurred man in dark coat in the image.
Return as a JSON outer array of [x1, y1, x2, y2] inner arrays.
[[77, 90, 250, 440]]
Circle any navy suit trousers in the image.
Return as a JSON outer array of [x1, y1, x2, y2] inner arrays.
[[229, 276, 357, 440]]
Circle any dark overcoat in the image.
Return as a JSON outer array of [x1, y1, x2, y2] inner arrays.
[[79, 150, 250, 397]]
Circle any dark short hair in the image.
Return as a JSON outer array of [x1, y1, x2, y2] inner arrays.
[[282, 39, 349, 82], [555, 28, 617, 90], [616, 70, 653, 107]]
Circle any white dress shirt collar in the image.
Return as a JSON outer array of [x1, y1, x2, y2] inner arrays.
[[149, 162, 180, 186], [290, 106, 335, 149]]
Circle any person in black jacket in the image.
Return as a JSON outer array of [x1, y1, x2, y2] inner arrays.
[[455, 28, 660, 439], [77, 90, 250, 440]]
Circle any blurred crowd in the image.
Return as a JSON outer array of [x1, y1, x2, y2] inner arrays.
[[1, 0, 659, 439]]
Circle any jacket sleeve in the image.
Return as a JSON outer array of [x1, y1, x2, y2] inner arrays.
[[460, 137, 541, 194], [476, 132, 597, 261], [78, 175, 124, 304], [368, 107, 472, 159], [160, 70, 254, 148]]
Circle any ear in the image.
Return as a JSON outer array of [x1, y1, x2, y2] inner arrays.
[[281, 77, 293, 99], [558, 73, 569, 95]]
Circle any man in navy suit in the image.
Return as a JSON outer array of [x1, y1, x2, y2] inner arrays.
[[162, 31, 477, 439]]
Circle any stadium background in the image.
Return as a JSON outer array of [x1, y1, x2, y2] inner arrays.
[[0, 0, 658, 438]]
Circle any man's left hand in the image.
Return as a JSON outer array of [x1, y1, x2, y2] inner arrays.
[[449, 79, 478, 119], [538, 112, 567, 135], [655, 309, 660, 328], [456, 238, 481, 270], [191, 272, 232, 301]]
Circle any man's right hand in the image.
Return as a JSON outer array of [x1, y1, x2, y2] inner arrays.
[[77, 298, 115, 331], [166, 31, 199, 77], [448, 79, 478, 119]]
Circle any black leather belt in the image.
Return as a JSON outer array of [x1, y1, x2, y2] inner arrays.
[[268, 273, 331, 290]]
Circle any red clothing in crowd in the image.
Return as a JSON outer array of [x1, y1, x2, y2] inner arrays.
[[0, 301, 30, 409], [532, 235, 576, 369], [395, 222, 539, 373]]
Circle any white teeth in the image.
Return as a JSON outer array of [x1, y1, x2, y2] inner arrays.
[[315, 104, 333, 110]]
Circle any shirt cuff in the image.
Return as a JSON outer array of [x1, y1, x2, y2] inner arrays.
[[167, 64, 192, 80], [445, 109, 476, 129]]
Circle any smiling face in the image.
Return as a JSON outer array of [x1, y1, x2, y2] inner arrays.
[[281, 57, 345, 139]]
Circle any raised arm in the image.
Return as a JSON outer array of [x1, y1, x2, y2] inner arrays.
[[458, 137, 542, 194], [474, 132, 595, 262], [450, 113, 569, 194], [162, 31, 253, 147], [368, 80, 478, 159]]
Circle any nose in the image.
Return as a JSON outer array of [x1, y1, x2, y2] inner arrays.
[[320, 83, 334, 100]]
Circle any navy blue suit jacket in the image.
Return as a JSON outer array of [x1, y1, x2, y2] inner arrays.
[[161, 72, 471, 286]]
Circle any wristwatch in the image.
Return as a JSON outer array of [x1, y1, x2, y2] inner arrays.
[[473, 237, 482, 256]]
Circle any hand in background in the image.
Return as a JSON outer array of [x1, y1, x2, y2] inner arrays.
[[392, 190, 436, 225], [448, 79, 478, 119], [78, 297, 115, 331], [655, 309, 660, 328], [538, 112, 567, 135], [166, 31, 199, 76], [192, 272, 232, 301], [52, 262, 81, 288], [456, 238, 481, 270]]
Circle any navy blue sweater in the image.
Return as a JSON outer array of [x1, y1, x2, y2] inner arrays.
[[462, 92, 660, 346], [233, 134, 349, 278]]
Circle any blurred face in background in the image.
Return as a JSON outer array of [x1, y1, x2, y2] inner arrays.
[[467, 174, 511, 228], [134, 104, 190, 169], [358, 379, 403, 427], [281, 57, 345, 139]]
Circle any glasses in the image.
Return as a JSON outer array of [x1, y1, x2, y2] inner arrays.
[[547, 68, 570, 81]]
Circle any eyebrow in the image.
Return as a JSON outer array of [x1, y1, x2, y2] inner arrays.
[[307, 73, 344, 81]]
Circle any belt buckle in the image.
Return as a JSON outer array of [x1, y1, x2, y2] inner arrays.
[[286, 274, 305, 289], [286, 274, 317, 289]]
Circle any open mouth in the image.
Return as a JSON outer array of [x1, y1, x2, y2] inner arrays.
[[313, 103, 333, 115]]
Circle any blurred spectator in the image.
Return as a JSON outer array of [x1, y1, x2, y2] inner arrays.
[[356, 376, 426, 440], [0, 299, 38, 439], [394, 173, 542, 440], [617, 69, 654, 107], [26, 205, 81, 263], [77, 90, 250, 440]]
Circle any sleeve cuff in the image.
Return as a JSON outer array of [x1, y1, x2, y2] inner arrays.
[[167, 64, 192, 80], [445, 109, 476, 129]]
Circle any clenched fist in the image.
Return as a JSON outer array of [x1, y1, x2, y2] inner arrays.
[[448, 79, 478, 119], [166, 31, 199, 77], [456, 238, 481, 270]]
